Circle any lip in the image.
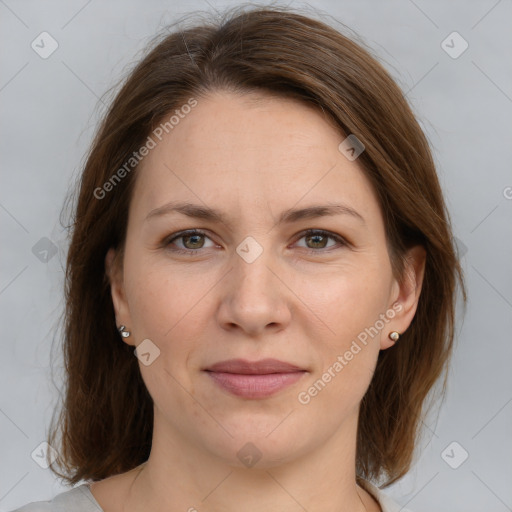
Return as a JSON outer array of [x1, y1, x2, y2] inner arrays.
[[204, 358, 307, 399], [206, 358, 304, 374]]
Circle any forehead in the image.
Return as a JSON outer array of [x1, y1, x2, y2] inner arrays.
[[130, 90, 382, 226]]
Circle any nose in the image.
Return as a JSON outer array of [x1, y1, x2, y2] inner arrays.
[[216, 243, 292, 337]]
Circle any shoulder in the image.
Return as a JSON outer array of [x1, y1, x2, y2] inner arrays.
[[362, 480, 415, 512], [8, 484, 103, 512]]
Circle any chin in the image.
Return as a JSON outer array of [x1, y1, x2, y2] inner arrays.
[[200, 418, 312, 469]]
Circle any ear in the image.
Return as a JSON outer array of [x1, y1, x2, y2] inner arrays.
[[105, 247, 135, 346], [381, 244, 426, 350]]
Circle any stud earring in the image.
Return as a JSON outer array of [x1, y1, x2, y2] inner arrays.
[[117, 325, 131, 338], [388, 331, 400, 342]]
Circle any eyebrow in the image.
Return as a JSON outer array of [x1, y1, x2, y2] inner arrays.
[[145, 201, 365, 226]]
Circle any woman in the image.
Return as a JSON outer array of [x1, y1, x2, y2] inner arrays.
[[12, 5, 465, 512]]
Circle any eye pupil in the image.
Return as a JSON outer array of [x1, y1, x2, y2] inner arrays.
[[307, 234, 327, 249], [184, 234, 204, 249]]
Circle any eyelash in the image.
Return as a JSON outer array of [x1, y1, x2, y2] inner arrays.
[[163, 229, 348, 256]]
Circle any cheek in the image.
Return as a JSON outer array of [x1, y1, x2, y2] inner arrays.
[[294, 283, 385, 417], [304, 262, 390, 343], [124, 244, 201, 327], [123, 256, 204, 363], [126, 271, 174, 337], [123, 261, 206, 409], [301, 260, 391, 394]]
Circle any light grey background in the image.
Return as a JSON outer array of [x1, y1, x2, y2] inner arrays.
[[1, 1, 511, 511]]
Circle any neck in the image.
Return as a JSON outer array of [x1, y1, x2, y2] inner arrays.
[[120, 407, 380, 512]]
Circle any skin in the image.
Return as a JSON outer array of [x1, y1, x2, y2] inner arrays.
[[93, 90, 426, 512]]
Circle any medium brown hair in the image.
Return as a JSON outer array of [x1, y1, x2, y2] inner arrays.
[[48, 4, 466, 489]]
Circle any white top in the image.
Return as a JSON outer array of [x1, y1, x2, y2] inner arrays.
[[9, 480, 413, 512]]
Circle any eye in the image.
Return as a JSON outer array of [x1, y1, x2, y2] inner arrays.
[[163, 228, 348, 255], [293, 229, 347, 253], [164, 229, 216, 254]]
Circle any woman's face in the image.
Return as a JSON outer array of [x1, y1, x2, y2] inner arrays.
[[107, 90, 422, 467]]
